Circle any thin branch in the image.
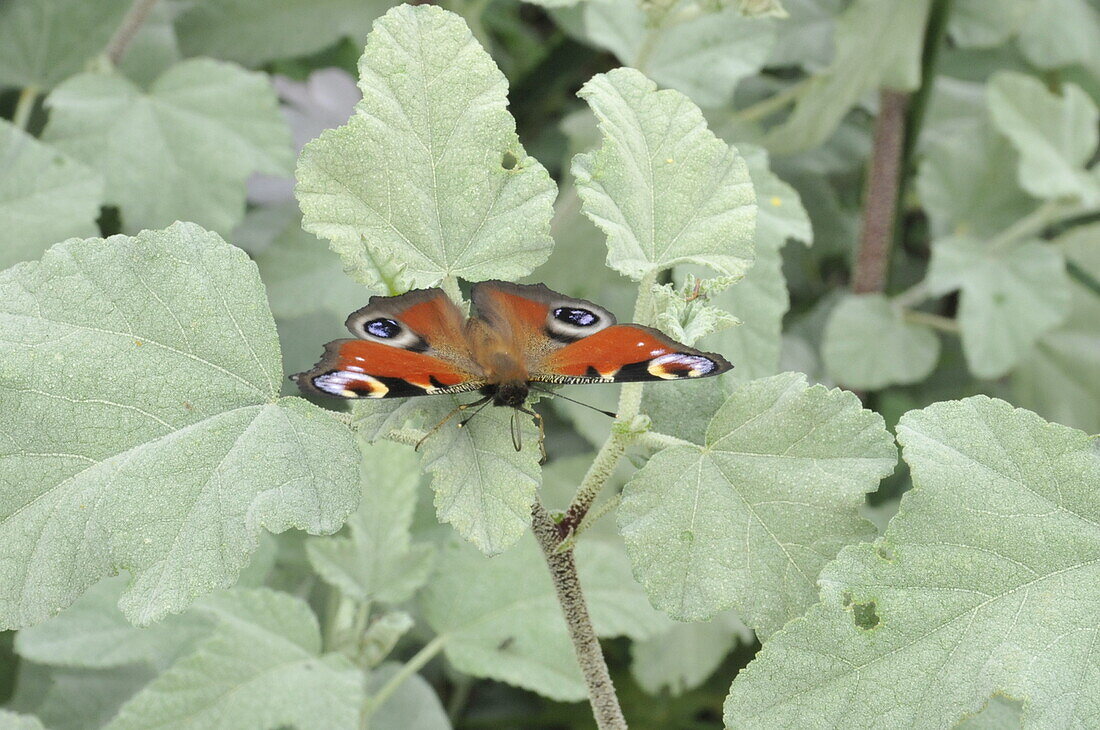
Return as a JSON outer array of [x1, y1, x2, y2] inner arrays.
[[733, 77, 811, 123], [104, 0, 160, 66], [902, 309, 959, 333], [531, 501, 627, 730], [852, 90, 910, 294], [636, 429, 695, 452], [11, 86, 38, 130], [361, 635, 448, 728], [1068, 259, 1100, 299]]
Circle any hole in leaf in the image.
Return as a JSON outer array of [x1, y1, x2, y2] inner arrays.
[[501, 150, 518, 170], [679, 529, 694, 544], [841, 591, 853, 608], [876, 541, 895, 561], [851, 600, 880, 630]]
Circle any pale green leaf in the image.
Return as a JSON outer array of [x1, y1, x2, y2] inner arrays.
[[176, 0, 393, 67], [107, 589, 364, 730], [652, 279, 740, 347], [741, 144, 812, 252], [0, 120, 104, 270], [359, 611, 413, 668], [949, 0, 1031, 48], [573, 67, 756, 279], [0, 711, 46, 730], [927, 235, 1072, 379], [1014, 223, 1100, 434], [416, 399, 541, 555], [822, 294, 940, 389], [307, 441, 435, 603], [116, 2, 182, 88], [7, 662, 155, 730], [724, 397, 1100, 728], [14, 576, 206, 671], [0, 223, 359, 628], [421, 534, 667, 700], [297, 4, 557, 289], [618, 372, 896, 634], [915, 119, 1035, 239], [0, 0, 129, 89], [42, 60, 292, 235], [766, 0, 841, 71], [368, 663, 451, 730], [763, 0, 931, 154], [956, 696, 1025, 729], [1017, 0, 1100, 70], [987, 72, 1100, 204], [577, 0, 777, 107], [631, 611, 752, 696]]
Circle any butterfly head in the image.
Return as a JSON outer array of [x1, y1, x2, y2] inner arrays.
[[485, 381, 529, 409]]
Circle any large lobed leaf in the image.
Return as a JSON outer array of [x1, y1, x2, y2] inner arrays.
[[106, 589, 363, 730], [0, 223, 359, 629], [618, 372, 896, 636], [0, 0, 130, 90], [725, 397, 1100, 728], [927, 235, 1071, 379], [42, 59, 292, 235], [307, 441, 434, 603], [297, 4, 557, 289], [573, 67, 756, 280], [0, 120, 103, 270]]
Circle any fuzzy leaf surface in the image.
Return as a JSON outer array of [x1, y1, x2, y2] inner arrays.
[[42, 60, 292, 235], [724, 397, 1100, 728], [573, 67, 756, 280], [106, 589, 363, 730], [618, 372, 896, 635], [0, 120, 103, 270], [822, 294, 940, 389], [927, 235, 1071, 379], [0, 223, 358, 629], [297, 4, 556, 289]]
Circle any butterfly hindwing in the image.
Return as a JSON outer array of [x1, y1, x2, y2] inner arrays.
[[294, 288, 484, 399], [533, 324, 732, 384], [293, 339, 484, 399]]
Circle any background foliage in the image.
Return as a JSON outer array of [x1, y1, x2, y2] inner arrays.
[[1, 0, 1098, 728]]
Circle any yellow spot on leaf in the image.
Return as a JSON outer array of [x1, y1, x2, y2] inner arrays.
[[134, 340, 143, 346], [770, 196, 782, 207], [665, 158, 674, 164]]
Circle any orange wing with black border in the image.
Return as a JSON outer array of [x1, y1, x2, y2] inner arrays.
[[292, 288, 485, 399]]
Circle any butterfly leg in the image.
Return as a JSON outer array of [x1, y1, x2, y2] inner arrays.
[[416, 394, 492, 451]]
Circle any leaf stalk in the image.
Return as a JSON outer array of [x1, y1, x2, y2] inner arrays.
[[104, 0, 160, 66]]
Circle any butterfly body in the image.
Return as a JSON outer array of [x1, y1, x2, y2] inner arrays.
[[293, 281, 732, 413]]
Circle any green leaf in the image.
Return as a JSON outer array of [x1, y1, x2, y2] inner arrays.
[[8, 663, 155, 730], [421, 534, 667, 700], [763, 0, 931, 154], [767, 0, 841, 71], [573, 67, 756, 280], [42, 60, 292, 235], [416, 399, 541, 556], [307, 441, 435, 603], [1014, 223, 1100, 434], [0, 0, 130, 89], [14, 576, 206, 671], [575, 0, 777, 107], [915, 119, 1035, 239], [724, 396, 1100, 728], [927, 235, 1071, 379], [368, 663, 451, 730], [106, 589, 364, 730], [618, 372, 896, 634], [0, 120, 104, 270], [0, 711, 46, 730], [631, 611, 752, 696], [652, 277, 740, 347], [987, 72, 1100, 204], [176, 0, 391, 67], [0, 223, 359, 629], [1017, 0, 1100, 70], [822, 294, 940, 389], [949, 0, 1030, 48], [296, 4, 557, 289]]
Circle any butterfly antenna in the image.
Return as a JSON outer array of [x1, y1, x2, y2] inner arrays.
[[416, 395, 492, 451], [529, 385, 617, 418]]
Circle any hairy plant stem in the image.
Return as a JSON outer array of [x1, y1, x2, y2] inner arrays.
[[105, 0, 160, 66], [12, 86, 37, 130], [361, 635, 448, 729], [852, 89, 910, 294], [531, 501, 627, 730]]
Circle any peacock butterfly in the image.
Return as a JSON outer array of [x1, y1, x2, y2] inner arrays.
[[292, 281, 732, 445]]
